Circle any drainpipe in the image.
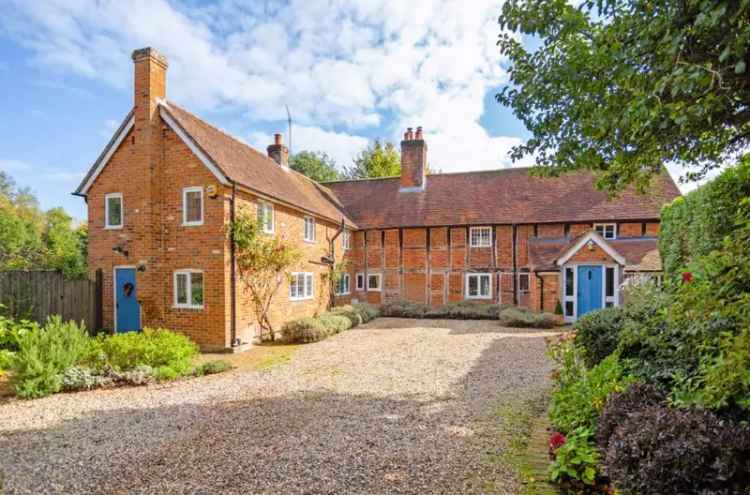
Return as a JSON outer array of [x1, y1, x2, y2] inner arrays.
[[512, 224, 518, 305], [328, 218, 346, 309], [535, 272, 544, 312], [229, 181, 239, 347]]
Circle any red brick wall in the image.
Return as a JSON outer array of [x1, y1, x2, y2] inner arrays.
[[618, 222, 642, 237]]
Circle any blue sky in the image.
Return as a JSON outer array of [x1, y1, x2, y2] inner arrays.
[[0, 0, 693, 221]]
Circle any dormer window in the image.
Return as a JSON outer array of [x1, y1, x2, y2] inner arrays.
[[594, 223, 617, 240], [105, 193, 123, 229]]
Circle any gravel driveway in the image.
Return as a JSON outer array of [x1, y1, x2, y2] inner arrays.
[[0, 318, 557, 494]]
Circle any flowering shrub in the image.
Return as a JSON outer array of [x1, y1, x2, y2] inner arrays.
[[549, 431, 566, 452], [549, 427, 599, 486]]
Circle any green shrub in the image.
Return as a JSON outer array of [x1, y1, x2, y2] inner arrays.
[[10, 316, 91, 398], [550, 351, 634, 434], [329, 305, 363, 327], [498, 307, 556, 328], [195, 360, 233, 376], [604, 405, 750, 495], [0, 349, 14, 373], [574, 306, 627, 368], [381, 299, 500, 320], [380, 300, 430, 318], [318, 312, 354, 333], [97, 328, 198, 377], [61, 366, 113, 391], [549, 427, 599, 486], [282, 309, 358, 344], [0, 314, 39, 352], [353, 303, 380, 323]]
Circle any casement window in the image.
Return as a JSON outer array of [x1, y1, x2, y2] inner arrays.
[[356, 273, 365, 290], [367, 273, 382, 291], [174, 270, 204, 309], [564, 266, 575, 318], [258, 201, 274, 234], [469, 226, 492, 248], [518, 273, 530, 293], [303, 216, 316, 242], [182, 186, 203, 226], [466, 273, 491, 299], [342, 229, 351, 250], [335, 273, 350, 295], [290, 272, 314, 300], [594, 223, 617, 240], [105, 193, 123, 229], [605, 266, 616, 307]]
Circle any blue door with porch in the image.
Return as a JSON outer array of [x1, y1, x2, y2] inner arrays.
[[115, 268, 140, 332], [577, 265, 603, 318]]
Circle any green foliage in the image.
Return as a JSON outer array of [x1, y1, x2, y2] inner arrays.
[[96, 328, 198, 377], [289, 150, 342, 182], [0, 349, 14, 372], [498, 306, 556, 328], [497, 0, 750, 193], [344, 140, 401, 179], [281, 304, 378, 344], [550, 350, 634, 434], [9, 316, 90, 398], [0, 312, 39, 352], [230, 209, 302, 340], [194, 360, 233, 376], [554, 300, 563, 315], [549, 427, 599, 486], [380, 299, 503, 320], [660, 157, 750, 279], [574, 306, 627, 368], [0, 171, 87, 277]]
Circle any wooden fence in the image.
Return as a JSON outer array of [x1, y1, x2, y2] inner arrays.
[[0, 270, 103, 333]]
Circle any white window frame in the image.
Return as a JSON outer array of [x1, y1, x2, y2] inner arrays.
[[173, 269, 204, 310], [469, 226, 492, 248], [303, 216, 316, 242], [335, 273, 351, 295], [518, 272, 530, 293], [465, 273, 492, 299], [356, 272, 365, 290], [342, 229, 351, 250], [594, 223, 617, 240], [367, 273, 382, 292], [290, 272, 314, 301], [182, 186, 204, 226], [104, 192, 123, 230], [258, 201, 275, 234]]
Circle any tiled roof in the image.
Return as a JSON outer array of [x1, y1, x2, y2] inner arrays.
[[528, 235, 662, 271], [162, 102, 355, 227], [324, 168, 680, 230]]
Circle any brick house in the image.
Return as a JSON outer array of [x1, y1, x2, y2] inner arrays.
[[75, 48, 680, 351]]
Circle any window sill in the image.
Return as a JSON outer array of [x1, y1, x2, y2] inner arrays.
[[466, 295, 492, 300], [303, 238, 316, 244], [290, 296, 314, 302], [335, 292, 351, 296], [172, 305, 204, 310], [182, 221, 204, 227], [367, 288, 382, 292], [469, 244, 492, 248], [104, 225, 123, 230]]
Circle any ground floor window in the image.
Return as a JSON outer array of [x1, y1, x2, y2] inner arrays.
[[518, 272, 530, 293], [336, 273, 350, 295], [356, 272, 365, 290], [290, 272, 314, 300], [466, 273, 491, 299], [174, 270, 204, 309], [367, 273, 382, 291]]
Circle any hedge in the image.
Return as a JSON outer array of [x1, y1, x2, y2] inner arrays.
[[380, 300, 501, 320], [281, 304, 379, 343]]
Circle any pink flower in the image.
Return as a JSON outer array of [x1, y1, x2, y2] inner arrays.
[[682, 271, 693, 283], [549, 431, 566, 451]]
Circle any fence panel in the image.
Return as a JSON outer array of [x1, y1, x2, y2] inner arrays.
[[0, 270, 103, 333]]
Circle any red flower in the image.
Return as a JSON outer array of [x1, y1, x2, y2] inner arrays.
[[682, 271, 693, 283], [549, 431, 566, 451]]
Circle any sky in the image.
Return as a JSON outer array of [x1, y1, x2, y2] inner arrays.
[[0, 0, 707, 220]]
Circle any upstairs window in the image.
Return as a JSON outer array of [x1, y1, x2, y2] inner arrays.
[[258, 201, 274, 234], [595, 223, 617, 240], [105, 193, 123, 229], [182, 187, 203, 226], [469, 226, 492, 247], [174, 270, 204, 309], [304, 216, 316, 242], [466, 273, 491, 299], [335, 273, 350, 295], [342, 229, 351, 250], [290, 272, 314, 300]]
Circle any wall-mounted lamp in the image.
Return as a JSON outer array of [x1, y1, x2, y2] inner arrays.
[[112, 245, 129, 257], [586, 240, 595, 251]]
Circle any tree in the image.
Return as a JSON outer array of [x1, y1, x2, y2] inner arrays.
[[230, 209, 301, 341], [42, 208, 87, 279], [345, 140, 401, 179], [497, 0, 750, 193], [289, 151, 342, 182]]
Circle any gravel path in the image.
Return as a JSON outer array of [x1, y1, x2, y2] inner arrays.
[[0, 318, 557, 494]]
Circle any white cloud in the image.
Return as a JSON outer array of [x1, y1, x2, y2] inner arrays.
[[666, 162, 727, 195], [0, 159, 32, 172], [2, 0, 525, 172]]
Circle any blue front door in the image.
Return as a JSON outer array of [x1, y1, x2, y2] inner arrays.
[[577, 265, 603, 318], [115, 268, 140, 332]]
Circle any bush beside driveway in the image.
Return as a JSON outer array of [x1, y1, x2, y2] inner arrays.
[[0, 318, 557, 494]]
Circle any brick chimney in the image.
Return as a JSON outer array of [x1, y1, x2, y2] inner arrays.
[[267, 133, 289, 168], [400, 126, 427, 191], [132, 47, 168, 131]]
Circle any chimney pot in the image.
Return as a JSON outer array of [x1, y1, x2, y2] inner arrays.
[[274, 133, 283, 145], [267, 132, 289, 168], [406, 127, 414, 140], [415, 126, 423, 140]]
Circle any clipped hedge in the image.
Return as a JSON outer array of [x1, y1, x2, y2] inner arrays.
[[282, 304, 379, 344], [498, 306, 556, 329], [659, 155, 750, 279], [380, 300, 501, 320]]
